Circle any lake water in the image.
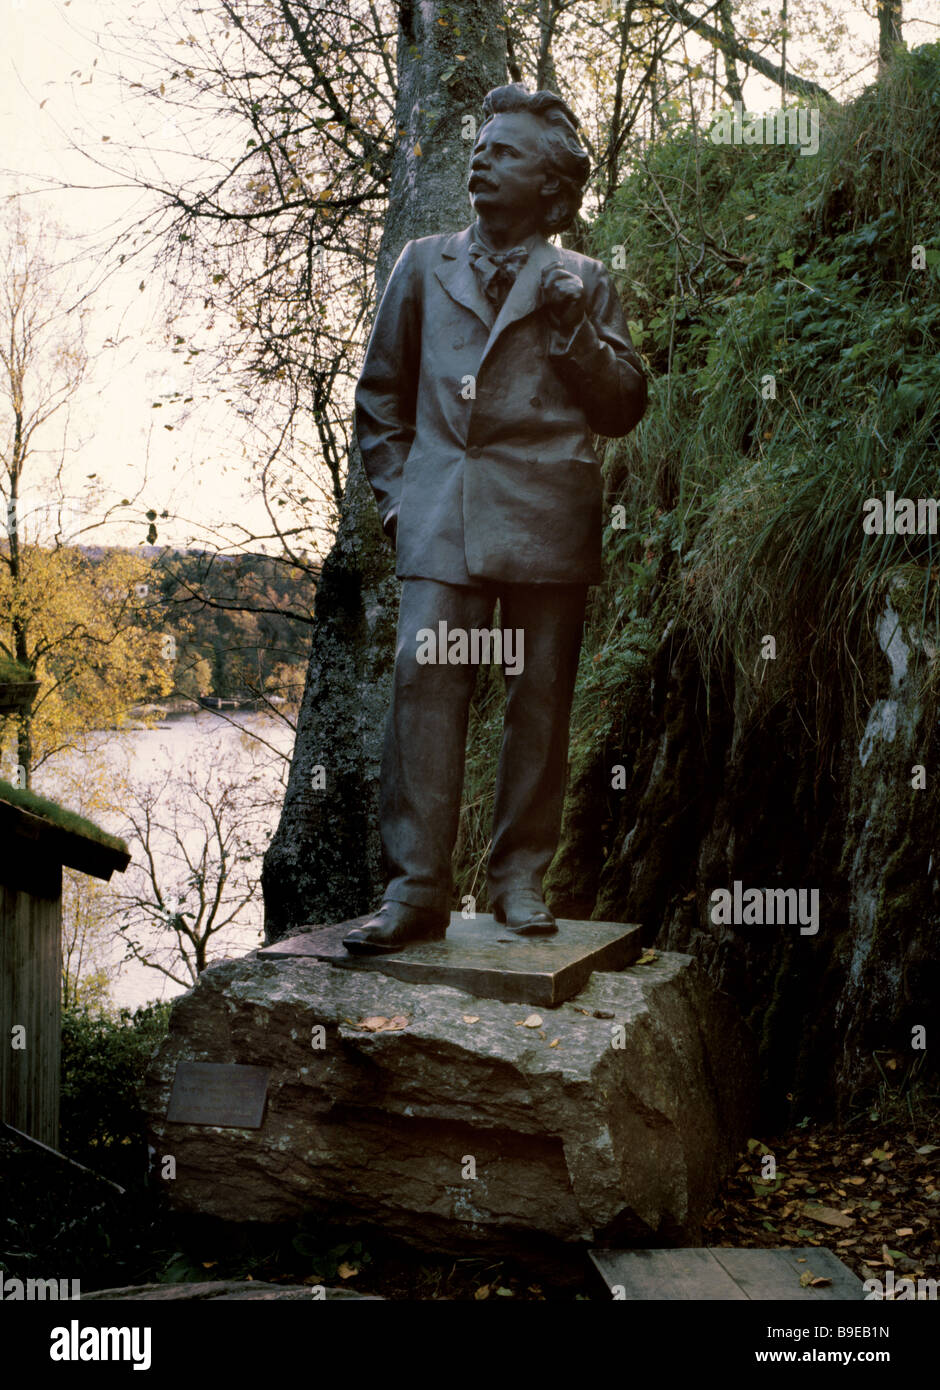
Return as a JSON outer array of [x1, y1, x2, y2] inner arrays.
[[49, 710, 296, 1011]]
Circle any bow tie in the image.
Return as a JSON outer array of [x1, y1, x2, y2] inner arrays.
[[468, 241, 529, 304]]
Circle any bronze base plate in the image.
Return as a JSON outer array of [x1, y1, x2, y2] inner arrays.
[[259, 913, 641, 1007]]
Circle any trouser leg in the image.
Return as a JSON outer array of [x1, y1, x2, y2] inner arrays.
[[380, 578, 493, 910], [486, 584, 588, 902]]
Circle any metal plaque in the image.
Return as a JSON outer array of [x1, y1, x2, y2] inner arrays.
[[166, 1062, 270, 1129]]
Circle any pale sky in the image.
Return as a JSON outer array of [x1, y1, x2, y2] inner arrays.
[[3, 0, 278, 553], [1, 0, 936, 552]]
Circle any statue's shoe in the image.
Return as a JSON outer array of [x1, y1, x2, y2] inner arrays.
[[342, 901, 449, 955], [492, 890, 558, 935]]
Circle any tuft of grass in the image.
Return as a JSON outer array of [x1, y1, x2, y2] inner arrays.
[[0, 778, 128, 854], [0, 654, 36, 684]]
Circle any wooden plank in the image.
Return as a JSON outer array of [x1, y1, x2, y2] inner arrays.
[[590, 1247, 864, 1300], [0, 881, 61, 1147], [2, 1121, 125, 1194], [590, 1248, 748, 1300], [711, 1247, 864, 1300]]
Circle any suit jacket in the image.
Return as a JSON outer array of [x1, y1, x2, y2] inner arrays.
[[354, 224, 647, 586]]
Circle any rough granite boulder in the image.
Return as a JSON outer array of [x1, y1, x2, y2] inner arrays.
[[145, 947, 755, 1257]]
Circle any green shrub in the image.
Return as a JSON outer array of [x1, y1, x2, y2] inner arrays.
[[60, 1001, 173, 1187]]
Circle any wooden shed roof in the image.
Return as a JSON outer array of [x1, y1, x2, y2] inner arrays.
[[0, 793, 130, 882]]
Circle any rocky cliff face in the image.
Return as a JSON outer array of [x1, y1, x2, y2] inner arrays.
[[546, 583, 939, 1120]]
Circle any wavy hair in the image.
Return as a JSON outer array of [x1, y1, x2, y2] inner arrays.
[[479, 84, 591, 234]]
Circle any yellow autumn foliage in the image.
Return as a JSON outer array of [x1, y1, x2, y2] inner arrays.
[[0, 543, 176, 774]]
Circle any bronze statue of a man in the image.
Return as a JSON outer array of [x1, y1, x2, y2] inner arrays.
[[343, 83, 647, 954]]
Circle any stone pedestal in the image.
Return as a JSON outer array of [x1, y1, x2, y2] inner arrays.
[[259, 913, 640, 1006], [145, 924, 755, 1257]]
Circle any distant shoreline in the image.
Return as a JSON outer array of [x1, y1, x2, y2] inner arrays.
[[119, 700, 283, 731]]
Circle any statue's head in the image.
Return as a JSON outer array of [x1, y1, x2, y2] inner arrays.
[[468, 84, 590, 235]]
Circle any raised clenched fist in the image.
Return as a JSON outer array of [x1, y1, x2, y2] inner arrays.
[[540, 264, 587, 334]]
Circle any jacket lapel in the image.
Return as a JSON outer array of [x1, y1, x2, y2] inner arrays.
[[435, 228, 565, 358], [435, 228, 495, 331], [478, 235, 562, 368]]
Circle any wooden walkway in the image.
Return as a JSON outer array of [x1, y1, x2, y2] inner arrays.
[[590, 1247, 864, 1300]]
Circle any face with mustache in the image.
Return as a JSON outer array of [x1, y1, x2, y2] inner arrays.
[[467, 111, 560, 238]]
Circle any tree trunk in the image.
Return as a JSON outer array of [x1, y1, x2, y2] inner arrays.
[[877, 0, 903, 75], [8, 413, 33, 786], [718, 0, 744, 107], [262, 0, 506, 941], [536, 0, 560, 90]]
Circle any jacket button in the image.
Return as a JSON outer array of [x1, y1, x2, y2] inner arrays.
[[453, 340, 464, 349], [530, 396, 542, 407], [467, 445, 482, 458]]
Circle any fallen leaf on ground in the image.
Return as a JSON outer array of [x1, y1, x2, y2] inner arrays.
[[549, 1038, 560, 1047], [523, 1014, 543, 1028], [637, 949, 659, 964], [803, 1205, 854, 1229], [462, 1015, 480, 1024]]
